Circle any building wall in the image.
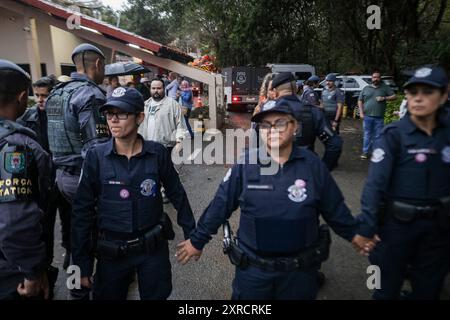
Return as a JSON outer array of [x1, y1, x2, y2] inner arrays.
[[50, 26, 112, 76], [0, 8, 28, 63]]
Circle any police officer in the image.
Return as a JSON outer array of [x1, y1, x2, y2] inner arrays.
[[45, 43, 110, 268], [72, 87, 196, 300], [300, 75, 321, 107], [17, 76, 68, 296], [176, 99, 375, 300], [0, 60, 52, 299], [356, 65, 450, 299], [269, 72, 343, 171], [321, 74, 344, 134]]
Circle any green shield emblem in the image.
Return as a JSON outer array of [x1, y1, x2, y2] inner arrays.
[[5, 152, 26, 174]]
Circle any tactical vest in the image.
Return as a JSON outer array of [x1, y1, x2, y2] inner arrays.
[[295, 103, 315, 148], [322, 88, 339, 116], [237, 159, 319, 255], [46, 80, 108, 157], [96, 148, 164, 234], [388, 124, 450, 203], [0, 120, 39, 203]]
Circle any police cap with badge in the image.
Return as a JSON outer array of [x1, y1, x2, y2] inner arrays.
[[100, 87, 145, 114], [251, 98, 296, 123], [404, 65, 448, 90]]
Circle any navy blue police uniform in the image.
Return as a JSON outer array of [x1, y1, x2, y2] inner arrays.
[[0, 60, 52, 299], [45, 43, 110, 203], [17, 92, 66, 297], [269, 73, 343, 171], [357, 66, 450, 300], [72, 88, 196, 300], [300, 75, 321, 107], [189, 102, 357, 300], [45, 44, 110, 274]]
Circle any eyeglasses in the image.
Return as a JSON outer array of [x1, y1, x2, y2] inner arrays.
[[406, 87, 437, 96], [104, 111, 132, 120], [258, 119, 294, 132]]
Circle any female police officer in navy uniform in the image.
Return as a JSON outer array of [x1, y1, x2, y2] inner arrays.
[[356, 66, 450, 300], [72, 87, 195, 300], [176, 98, 375, 300]]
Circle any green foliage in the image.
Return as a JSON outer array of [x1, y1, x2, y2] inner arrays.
[[53, 0, 449, 77], [384, 94, 405, 125]]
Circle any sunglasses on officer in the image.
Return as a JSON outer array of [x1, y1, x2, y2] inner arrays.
[[259, 119, 294, 132], [103, 111, 134, 120]]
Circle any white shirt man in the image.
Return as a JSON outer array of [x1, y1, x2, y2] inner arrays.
[[138, 79, 188, 149]]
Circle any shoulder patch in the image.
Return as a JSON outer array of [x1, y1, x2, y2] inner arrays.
[[4, 152, 26, 174], [371, 148, 385, 163]]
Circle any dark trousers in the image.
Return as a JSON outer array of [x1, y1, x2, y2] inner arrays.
[[93, 242, 172, 300], [325, 113, 340, 135], [369, 218, 450, 300], [231, 265, 318, 300]]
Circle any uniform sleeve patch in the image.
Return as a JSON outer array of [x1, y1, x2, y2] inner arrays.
[[371, 148, 385, 163], [4, 152, 26, 174]]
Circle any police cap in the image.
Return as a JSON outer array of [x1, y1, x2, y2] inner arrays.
[[0, 59, 31, 80], [307, 75, 320, 82], [71, 43, 105, 63], [251, 98, 296, 123], [271, 72, 296, 89], [404, 66, 448, 89], [100, 87, 144, 114], [325, 73, 337, 82]]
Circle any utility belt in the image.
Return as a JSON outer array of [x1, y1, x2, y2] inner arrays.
[[58, 165, 81, 176], [96, 213, 175, 260], [387, 197, 450, 224], [223, 223, 331, 272]]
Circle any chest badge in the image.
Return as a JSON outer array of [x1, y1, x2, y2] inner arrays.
[[442, 146, 450, 163], [141, 179, 157, 197], [119, 189, 130, 199], [415, 153, 427, 163], [287, 179, 307, 203]]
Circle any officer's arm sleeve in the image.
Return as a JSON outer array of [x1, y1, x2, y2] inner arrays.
[[71, 149, 98, 277], [0, 135, 47, 280], [190, 165, 242, 251], [315, 159, 358, 241], [0, 202, 47, 280], [159, 145, 195, 239], [356, 132, 396, 238], [314, 110, 342, 171]]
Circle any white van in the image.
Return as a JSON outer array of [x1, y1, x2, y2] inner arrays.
[[267, 64, 316, 80]]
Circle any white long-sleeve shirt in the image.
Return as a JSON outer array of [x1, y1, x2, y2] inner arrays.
[[138, 96, 188, 148]]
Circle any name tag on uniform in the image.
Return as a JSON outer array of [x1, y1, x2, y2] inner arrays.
[[247, 184, 274, 191], [407, 148, 437, 154], [107, 180, 125, 185]]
